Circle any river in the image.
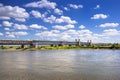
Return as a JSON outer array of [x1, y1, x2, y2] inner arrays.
[[0, 49, 120, 80]]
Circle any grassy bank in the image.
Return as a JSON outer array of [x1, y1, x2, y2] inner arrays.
[[0, 44, 120, 51]]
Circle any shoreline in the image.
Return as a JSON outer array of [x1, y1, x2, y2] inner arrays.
[[0, 45, 120, 51]]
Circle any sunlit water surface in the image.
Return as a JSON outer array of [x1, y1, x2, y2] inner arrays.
[[0, 49, 120, 80]]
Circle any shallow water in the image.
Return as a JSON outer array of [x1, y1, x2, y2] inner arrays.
[[0, 49, 120, 80]]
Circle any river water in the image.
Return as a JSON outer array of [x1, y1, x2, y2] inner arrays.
[[0, 49, 120, 80]]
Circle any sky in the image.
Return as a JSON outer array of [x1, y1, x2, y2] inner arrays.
[[0, 0, 120, 43]]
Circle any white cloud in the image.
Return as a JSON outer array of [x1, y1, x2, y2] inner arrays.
[[35, 29, 94, 41], [4, 28, 10, 30], [43, 15, 77, 24], [91, 14, 108, 19], [99, 23, 119, 28], [35, 28, 120, 43], [60, 34, 71, 40], [103, 29, 120, 36], [78, 29, 93, 35], [55, 16, 77, 24], [7, 34, 15, 38], [15, 18, 26, 22], [43, 15, 56, 23], [30, 24, 47, 29], [25, 0, 57, 9], [0, 24, 2, 27], [13, 24, 28, 30], [94, 5, 100, 9], [52, 24, 74, 30], [2, 21, 13, 27], [64, 7, 69, 11], [54, 8, 63, 15], [30, 10, 41, 18], [69, 4, 83, 9], [79, 25, 86, 29], [35, 31, 58, 37], [51, 30, 60, 33], [0, 5, 29, 22], [15, 32, 28, 36], [6, 31, 28, 36], [0, 3, 3, 7], [62, 29, 77, 35], [52, 25, 67, 30], [0, 16, 10, 20], [0, 32, 3, 36]]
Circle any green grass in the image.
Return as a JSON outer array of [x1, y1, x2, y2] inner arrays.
[[0, 44, 120, 50]]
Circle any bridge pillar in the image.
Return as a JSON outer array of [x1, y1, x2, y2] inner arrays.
[[29, 42, 38, 48], [21, 44, 25, 48], [89, 40, 92, 46], [75, 39, 80, 46], [87, 40, 92, 46], [58, 42, 64, 46], [35, 43, 38, 48]]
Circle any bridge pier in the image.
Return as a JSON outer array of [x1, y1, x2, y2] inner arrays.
[[34, 43, 38, 48], [21, 44, 25, 48], [75, 39, 81, 46], [87, 40, 92, 46], [29, 42, 38, 48]]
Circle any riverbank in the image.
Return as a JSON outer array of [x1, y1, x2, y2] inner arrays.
[[0, 45, 120, 51]]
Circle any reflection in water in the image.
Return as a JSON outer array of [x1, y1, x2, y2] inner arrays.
[[0, 49, 120, 80]]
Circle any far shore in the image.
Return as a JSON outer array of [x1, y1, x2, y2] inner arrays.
[[0, 44, 120, 51]]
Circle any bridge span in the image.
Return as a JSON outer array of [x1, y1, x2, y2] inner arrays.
[[0, 39, 92, 48]]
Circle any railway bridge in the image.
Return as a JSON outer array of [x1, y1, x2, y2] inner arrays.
[[0, 39, 92, 48]]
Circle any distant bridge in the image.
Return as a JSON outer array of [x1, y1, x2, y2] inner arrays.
[[0, 40, 32, 45], [0, 39, 92, 48]]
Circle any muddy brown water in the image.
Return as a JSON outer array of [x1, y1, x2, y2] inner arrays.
[[0, 49, 120, 80]]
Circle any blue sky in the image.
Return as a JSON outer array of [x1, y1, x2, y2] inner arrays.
[[0, 0, 120, 43]]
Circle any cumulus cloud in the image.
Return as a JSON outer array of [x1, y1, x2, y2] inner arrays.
[[60, 34, 71, 40], [91, 14, 108, 19], [55, 16, 77, 24], [0, 32, 3, 36], [30, 24, 47, 29], [35, 31, 58, 37], [54, 8, 63, 15], [35, 30, 71, 41], [34, 28, 120, 43], [6, 31, 28, 36], [25, 0, 57, 9], [79, 25, 86, 29], [103, 29, 120, 36], [30, 10, 41, 18], [35, 29, 94, 41], [78, 29, 93, 35], [43, 15, 56, 23], [0, 5, 29, 22], [0, 24, 2, 27], [7, 34, 15, 38], [0, 3, 3, 7], [4, 28, 10, 30], [51, 30, 60, 33], [94, 5, 100, 9], [13, 24, 28, 30], [52, 24, 74, 30], [64, 7, 69, 11], [62, 29, 77, 35], [16, 32, 28, 36], [43, 15, 77, 24], [99, 23, 119, 28], [2, 21, 13, 27], [69, 4, 83, 9]]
